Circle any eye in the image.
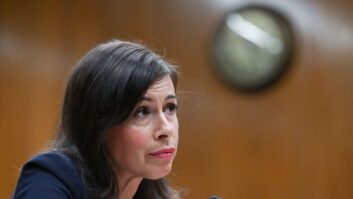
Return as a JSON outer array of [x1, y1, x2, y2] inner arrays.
[[164, 103, 178, 114], [134, 106, 151, 118]]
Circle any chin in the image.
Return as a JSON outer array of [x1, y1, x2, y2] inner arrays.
[[145, 164, 173, 180]]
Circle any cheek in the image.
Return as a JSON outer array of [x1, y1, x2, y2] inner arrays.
[[106, 126, 150, 163], [117, 127, 151, 154], [125, 129, 150, 148], [173, 119, 179, 139]]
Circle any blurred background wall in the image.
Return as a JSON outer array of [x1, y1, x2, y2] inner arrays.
[[1, 0, 353, 198]]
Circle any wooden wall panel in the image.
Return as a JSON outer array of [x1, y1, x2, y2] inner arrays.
[[1, 0, 353, 198]]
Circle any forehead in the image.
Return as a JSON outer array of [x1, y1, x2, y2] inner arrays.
[[145, 76, 175, 96]]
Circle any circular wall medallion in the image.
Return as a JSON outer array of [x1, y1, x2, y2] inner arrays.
[[213, 5, 294, 92]]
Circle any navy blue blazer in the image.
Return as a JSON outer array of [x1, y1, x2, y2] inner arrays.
[[12, 152, 88, 199]]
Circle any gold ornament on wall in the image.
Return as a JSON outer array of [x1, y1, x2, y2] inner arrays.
[[213, 5, 294, 92]]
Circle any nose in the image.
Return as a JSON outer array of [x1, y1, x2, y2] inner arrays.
[[154, 113, 172, 140]]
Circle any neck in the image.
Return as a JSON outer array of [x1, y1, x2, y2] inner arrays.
[[116, 174, 142, 199]]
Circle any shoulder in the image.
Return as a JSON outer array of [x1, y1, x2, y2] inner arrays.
[[13, 152, 87, 199]]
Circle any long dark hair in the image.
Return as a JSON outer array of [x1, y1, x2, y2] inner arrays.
[[51, 40, 181, 199]]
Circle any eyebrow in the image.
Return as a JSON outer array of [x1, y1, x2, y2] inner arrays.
[[141, 95, 177, 101]]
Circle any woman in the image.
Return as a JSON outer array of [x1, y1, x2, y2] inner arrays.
[[13, 40, 182, 199]]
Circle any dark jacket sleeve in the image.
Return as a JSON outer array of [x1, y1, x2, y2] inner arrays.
[[12, 152, 87, 199]]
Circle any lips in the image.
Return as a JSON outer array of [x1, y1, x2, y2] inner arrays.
[[149, 148, 175, 159]]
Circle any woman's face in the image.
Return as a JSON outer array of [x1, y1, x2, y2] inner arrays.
[[105, 75, 179, 180]]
